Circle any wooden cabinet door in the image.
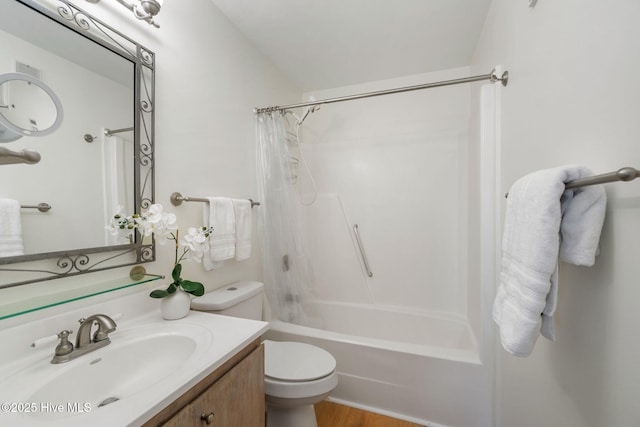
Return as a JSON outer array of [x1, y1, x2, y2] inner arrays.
[[163, 345, 264, 427]]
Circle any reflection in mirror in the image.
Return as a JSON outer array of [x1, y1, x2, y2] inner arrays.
[[0, 0, 155, 306], [0, 147, 41, 165], [0, 72, 64, 140]]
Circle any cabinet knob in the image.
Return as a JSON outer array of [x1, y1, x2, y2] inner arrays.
[[200, 412, 215, 425]]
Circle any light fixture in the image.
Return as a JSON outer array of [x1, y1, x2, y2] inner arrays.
[[116, 0, 162, 27], [86, 0, 163, 27]]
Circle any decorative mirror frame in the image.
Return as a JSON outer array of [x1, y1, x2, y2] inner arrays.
[[0, 0, 155, 289]]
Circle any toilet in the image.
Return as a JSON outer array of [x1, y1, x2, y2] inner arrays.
[[191, 281, 338, 427]]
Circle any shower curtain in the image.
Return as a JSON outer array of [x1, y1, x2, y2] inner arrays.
[[256, 112, 313, 323], [101, 128, 132, 245]]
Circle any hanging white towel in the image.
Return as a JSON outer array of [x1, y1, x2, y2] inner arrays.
[[493, 165, 606, 357], [0, 198, 24, 256], [233, 199, 252, 260], [101, 129, 132, 245], [203, 197, 236, 270]]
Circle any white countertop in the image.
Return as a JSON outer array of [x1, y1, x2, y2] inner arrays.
[[0, 308, 268, 427]]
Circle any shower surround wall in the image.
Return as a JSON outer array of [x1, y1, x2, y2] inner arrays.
[[265, 67, 495, 426], [299, 66, 472, 324]]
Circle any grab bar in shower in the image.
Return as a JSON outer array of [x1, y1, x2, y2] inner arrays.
[[353, 224, 373, 278]]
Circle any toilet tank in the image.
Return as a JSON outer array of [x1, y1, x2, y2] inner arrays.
[[191, 281, 264, 320]]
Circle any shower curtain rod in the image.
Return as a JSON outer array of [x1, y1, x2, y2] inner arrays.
[[254, 68, 509, 114]]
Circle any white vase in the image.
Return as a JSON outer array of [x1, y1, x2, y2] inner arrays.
[[160, 287, 191, 320]]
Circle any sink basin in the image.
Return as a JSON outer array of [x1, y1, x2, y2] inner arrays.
[[0, 317, 215, 425], [28, 333, 198, 420]]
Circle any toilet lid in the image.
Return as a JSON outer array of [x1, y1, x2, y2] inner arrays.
[[264, 340, 336, 382]]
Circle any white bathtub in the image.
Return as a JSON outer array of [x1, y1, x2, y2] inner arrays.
[[265, 299, 492, 427]]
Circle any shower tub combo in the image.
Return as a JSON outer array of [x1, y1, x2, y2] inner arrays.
[[257, 68, 503, 427]]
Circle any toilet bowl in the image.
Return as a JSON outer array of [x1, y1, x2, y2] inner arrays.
[[264, 340, 338, 427], [191, 281, 338, 427]]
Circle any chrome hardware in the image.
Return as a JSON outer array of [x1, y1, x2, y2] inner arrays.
[[20, 202, 51, 212], [505, 166, 640, 198], [51, 314, 117, 364], [54, 330, 74, 357], [170, 191, 260, 208], [254, 68, 509, 114], [77, 314, 117, 347], [564, 166, 639, 189], [353, 224, 373, 278]]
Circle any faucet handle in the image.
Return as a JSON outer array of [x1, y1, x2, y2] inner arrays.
[[54, 330, 74, 356]]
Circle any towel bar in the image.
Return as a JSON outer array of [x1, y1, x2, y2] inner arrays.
[[170, 192, 260, 208], [505, 166, 639, 198], [564, 166, 638, 189], [20, 203, 51, 212]]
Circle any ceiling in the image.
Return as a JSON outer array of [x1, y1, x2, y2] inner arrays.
[[209, 0, 493, 91]]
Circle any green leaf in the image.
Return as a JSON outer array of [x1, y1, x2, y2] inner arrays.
[[149, 289, 169, 298], [167, 283, 177, 294], [171, 263, 182, 282], [190, 286, 205, 297], [181, 280, 205, 296], [181, 280, 204, 297]]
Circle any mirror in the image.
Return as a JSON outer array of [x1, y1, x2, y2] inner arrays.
[[0, 0, 156, 303], [0, 72, 64, 141]]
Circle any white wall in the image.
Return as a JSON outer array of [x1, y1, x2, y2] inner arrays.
[[80, 0, 302, 288], [143, 0, 300, 289], [472, 1, 640, 426], [0, 0, 300, 326]]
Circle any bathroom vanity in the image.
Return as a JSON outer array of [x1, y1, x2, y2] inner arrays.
[[0, 293, 269, 427], [144, 338, 264, 426]]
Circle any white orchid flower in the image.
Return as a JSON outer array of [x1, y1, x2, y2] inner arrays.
[[107, 204, 213, 265]]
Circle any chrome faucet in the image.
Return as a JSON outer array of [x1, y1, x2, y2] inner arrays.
[[51, 314, 117, 364]]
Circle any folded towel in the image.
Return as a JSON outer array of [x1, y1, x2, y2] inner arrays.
[[203, 197, 236, 270], [0, 198, 24, 256], [493, 165, 606, 357], [233, 199, 252, 261]]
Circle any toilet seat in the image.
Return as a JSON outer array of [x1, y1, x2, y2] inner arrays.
[[263, 340, 338, 400], [264, 340, 336, 382]]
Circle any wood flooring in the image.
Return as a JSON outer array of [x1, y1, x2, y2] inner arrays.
[[315, 401, 424, 427]]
